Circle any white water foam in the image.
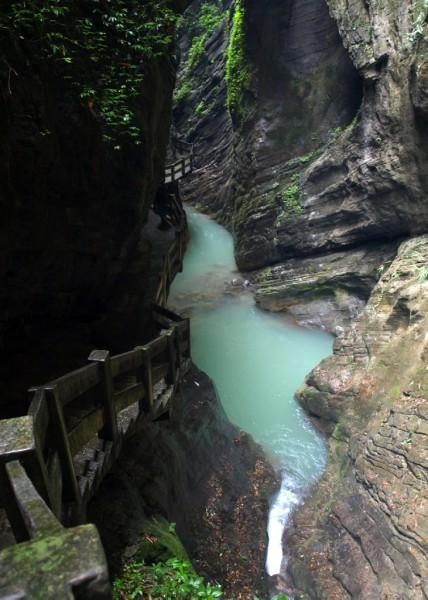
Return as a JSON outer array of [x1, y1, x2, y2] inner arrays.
[[266, 475, 300, 576]]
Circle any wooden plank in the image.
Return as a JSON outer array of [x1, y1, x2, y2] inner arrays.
[[114, 383, 145, 414], [166, 330, 177, 386], [0, 416, 35, 463], [68, 407, 104, 457], [88, 350, 119, 446], [179, 340, 190, 355], [24, 444, 54, 514], [174, 320, 188, 335], [28, 389, 49, 450], [143, 335, 168, 359], [46, 363, 100, 407], [0, 524, 110, 599], [26, 388, 57, 509], [136, 347, 153, 412], [110, 348, 143, 378], [152, 312, 174, 330], [44, 387, 81, 514], [0, 461, 29, 542], [152, 363, 169, 385], [46, 451, 63, 519], [5, 460, 63, 539]]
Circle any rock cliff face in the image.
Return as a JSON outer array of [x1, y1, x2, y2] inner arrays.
[[173, 0, 235, 222], [175, 0, 428, 332], [89, 365, 276, 600], [175, 0, 428, 596], [287, 235, 428, 599], [0, 2, 187, 415]]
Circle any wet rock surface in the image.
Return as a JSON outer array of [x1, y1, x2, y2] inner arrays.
[[89, 364, 277, 600], [251, 241, 399, 334], [286, 236, 428, 598]]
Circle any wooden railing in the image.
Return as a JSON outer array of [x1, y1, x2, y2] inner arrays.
[[0, 199, 189, 598], [164, 141, 193, 184]]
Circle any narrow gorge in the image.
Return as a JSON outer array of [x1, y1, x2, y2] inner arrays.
[[0, 0, 428, 599]]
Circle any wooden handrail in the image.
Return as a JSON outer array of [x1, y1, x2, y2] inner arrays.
[[164, 147, 193, 184], [0, 200, 190, 599]]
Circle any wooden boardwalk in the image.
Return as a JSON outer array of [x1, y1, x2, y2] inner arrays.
[[0, 151, 192, 599]]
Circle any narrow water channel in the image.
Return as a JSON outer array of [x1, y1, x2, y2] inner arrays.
[[169, 208, 333, 577]]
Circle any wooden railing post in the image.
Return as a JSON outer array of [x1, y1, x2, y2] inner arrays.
[[0, 461, 28, 542], [44, 387, 81, 517], [135, 346, 153, 413], [5, 460, 64, 539], [88, 350, 119, 446], [166, 329, 177, 386], [26, 389, 55, 511]]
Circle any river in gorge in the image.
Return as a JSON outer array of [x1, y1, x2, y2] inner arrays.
[[168, 208, 333, 578]]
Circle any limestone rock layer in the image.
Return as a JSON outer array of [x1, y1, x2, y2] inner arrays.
[[174, 0, 428, 596]]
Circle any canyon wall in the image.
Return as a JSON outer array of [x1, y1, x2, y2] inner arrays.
[[0, 1, 187, 415], [175, 0, 428, 334], [175, 0, 428, 596], [288, 235, 428, 599]]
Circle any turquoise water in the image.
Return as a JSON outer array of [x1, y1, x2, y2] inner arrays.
[[169, 209, 333, 575]]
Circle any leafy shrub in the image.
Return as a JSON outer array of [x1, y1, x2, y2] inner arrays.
[[174, 1, 224, 108], [187, 2, 224, 69], [281, 180, 303, 218], [0, 0, 179, 145], [113, 558, 223, 599], [113, 518, 223, 599]]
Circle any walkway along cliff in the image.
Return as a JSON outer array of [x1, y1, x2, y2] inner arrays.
[[0, 148, 276, 600], [0, 156, 193, 598]]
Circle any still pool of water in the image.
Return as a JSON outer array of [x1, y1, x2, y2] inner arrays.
[[169, 208, 333, 576]]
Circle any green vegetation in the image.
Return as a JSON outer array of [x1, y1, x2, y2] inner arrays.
[[298, 152, 315, 165], [113, 518, 223, 599], [328, 116, 358, 142], [198, 2, 224, 35], [281, 177, 303, 218], [174, 80, 192, 103], [330, 125, 346, 140], [225, 0, 251, 116], [195, 99, 207, 115], [113, 558, 223, 599], [409, 0, 428, 42], [0, 0, 179, 146], [188, 1, 224, 66], [174, 2, 225, 105]]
